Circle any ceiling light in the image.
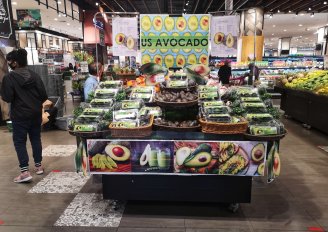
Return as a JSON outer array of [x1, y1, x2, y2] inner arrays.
[[299, 24, 303, 26], [78, 28, 82, 30], [273, 25, 276, 27], [12, 1, 17, 5], [307, 28, 310, 31], [186, 2, 189, 5], [58, 14, 61, 17], [272, 33, 274, 35], [269, 13, 273, 18], [67, 23, 70, 26], [83, 9, 86, 12], [96, 2, 99, 6], [310, 12, 314, 17], [289, 10, 292, 13], [57, 1, 61, 4], [54, 18, 58, 21], [284, 29, 287, 31], [324, 1, 327, 5], [277, 9, 280, 13], [308, 7, 311, 10]]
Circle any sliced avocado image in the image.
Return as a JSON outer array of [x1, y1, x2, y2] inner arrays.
[[187, 54, 197, 65], [153, 16, 163, 31], [176, 17, 187, 31], [184, 143, 212, 164], [159, 32, 169, 53], [214, 32, 224, 45], [188, 15, 198, 31], [172, 32, 180, 53], [257, 163, 265, 176], [164, 55, 174, 68], [190, 64, 210, 76], [141, 54, 151, 64], [251, 143, 265, 163], [176, 147, 191, 166], [126, 36, 135, 50], [183, 32, 192, 53], [226, 33, 234, 48], [200, 15, 209, 31], [148, 32, 157, 53], [184, 152, 212, 168], [153, 54, 163, 66], [115, 33, 125, 45], [105, 144, 130, 162], [164, 16, 175, 31], [140, 144, 151, 166], [199, 54, 208, 65], [149, 149, 158, 167], [176, 54, 186, 67], [273, 150, 281, 176], [195, 32, 203, 53], [141, 15, 151, 31]]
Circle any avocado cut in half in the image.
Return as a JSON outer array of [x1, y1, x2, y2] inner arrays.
[[176, 147, 191, 166], [164, 16, 175, 31], [140, 144, 151, 166], [187, 54, 197, 65], [159, 32, 169, 53], [176, 17, 187, 31], [184, 152, 212, 168], [199, 54, 208, 66], [153, 16, 163, 31], [153, 54, 163, 66], [214, 32, 224, 45], [257, 163, 265, 176], [251, 143, 265, 163], [126, 36, 135, 50], [184, 143, 212, 164], [115, 33, 125, 45], [200, 15, 209, 31], [226, 33, 234, 48], [188, 15, 198, 31], [141, 15, 151, 31], [105, 144, 130, 162], [273, 150, 281, 176], [183, 32, 192, 53], [164, 54, 174, 68], [195, 32, 204, 53], [176, 54, 186, 67], [141, 54, 151, 65]]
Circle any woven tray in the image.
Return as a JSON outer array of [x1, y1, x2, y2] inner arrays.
[[153, 123, 201, 132], [68, 130, 111, 139], [160, 85, 197, 91], [199, 118, 248, 134], [244, 130, 287, 141], [155, 98, 199, 108], [109, 115, 154, 138]]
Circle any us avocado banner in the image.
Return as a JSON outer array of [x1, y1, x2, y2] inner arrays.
[[112, 17, 138, 56], [87, 140, 267, 176], [140, 14, 210, 68], [210, 15, 239, 57]]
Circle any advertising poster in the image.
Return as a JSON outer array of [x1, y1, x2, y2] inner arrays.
[[140, 14, 210, 68], [88, 140, 267, 176], [16, 9, 42, 28], [112, 17, 138, 56], [210, 15, 239, 57], [267, 141, 281, 183], [0, 0, 12, 38]]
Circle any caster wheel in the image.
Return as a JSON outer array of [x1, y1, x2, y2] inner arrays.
[[228, 203, 239, 213]]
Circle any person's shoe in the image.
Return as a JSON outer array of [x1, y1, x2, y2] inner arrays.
[[14, 171, 32, 183], [34, 166, 44, 175]]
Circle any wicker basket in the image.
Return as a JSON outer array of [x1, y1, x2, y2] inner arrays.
[[109, 115, 154, 138], [155, 98, 199, 108], [153, 123, 201, 132], [199, 118, 248, 134]]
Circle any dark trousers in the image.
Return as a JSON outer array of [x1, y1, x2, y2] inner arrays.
[[12, 117, 42, 171]]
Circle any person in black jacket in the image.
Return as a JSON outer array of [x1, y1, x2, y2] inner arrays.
[[218, 60, 232, 86], [1, 49, 48, 183]]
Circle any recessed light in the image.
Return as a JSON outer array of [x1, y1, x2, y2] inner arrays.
[[12, 1, 17, 5], [78, 28, 82, 30], [324, 1, 327, 5], [96, 2, 99, 6], [58, 14, 61, 17], [289, 10, 292, 13], [54, 18, 58, 21], [277, 9, 280, 13], [299, 24, 303, 26], [186, 2, 189, 5], [284, 29, 287, 31], [57, 1, 61, 4], [67, 23, 70, 26], [308, 7, 311, 10], [273, 25, 276, 27], [272, 33, 274, 35]]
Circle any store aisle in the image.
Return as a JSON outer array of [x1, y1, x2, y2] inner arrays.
[[0, 117, 327, 232]]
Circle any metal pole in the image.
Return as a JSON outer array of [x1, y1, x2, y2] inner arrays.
[[253, 8, 256, 85]]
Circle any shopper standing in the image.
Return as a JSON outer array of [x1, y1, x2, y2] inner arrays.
[[84, 62, 103, 102], [218, 60, 232, 87], [1, 49, 48, 183], [247, 63, 260, 86]]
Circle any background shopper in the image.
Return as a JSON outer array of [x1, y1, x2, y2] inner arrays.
[[218, 60, 232, 86], [247, 63, 260, 86], [84, 62, 103, 102], [1, 49, 48, 183]]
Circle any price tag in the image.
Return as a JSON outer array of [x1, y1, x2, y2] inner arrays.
[[155, 74, 165, 83]]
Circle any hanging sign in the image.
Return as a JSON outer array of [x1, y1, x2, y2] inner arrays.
[[0, 0, 12, 38], [16, 9, 42, 28], [140, 14, 210, 68], [112, 17, 138, 56], [210, 15, 239, 57]]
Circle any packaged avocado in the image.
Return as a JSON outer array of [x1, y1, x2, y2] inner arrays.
[[205, 113, 232, 123], [113, 109, 139, 121], [139, 107, 162, 117], [198, 85, 218, 92], [73, 123, 98, 132], [94, 88, 118, 99], [132, 86, 154, 94], [130, 93, 154, 103], [241, 102, 267, 113], [82, 108, 109, 116], [115, 100, 144, 110], [99, 80, 123, 89], [167, 79, 188, 88], [203, 106, 229, 114], [90, 99, 113, 108], [240, 97, 262, 102], [202, 101, 224, 107], [199, 91, 219, 100], [245, 113, 273, 123], [111, 120, 139, 128], [249, 126, 278, 135], [76, 115, 102, 123]]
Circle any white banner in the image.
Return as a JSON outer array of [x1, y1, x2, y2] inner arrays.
[[210, 15, 239, 57], [112, 17, 138, 56]]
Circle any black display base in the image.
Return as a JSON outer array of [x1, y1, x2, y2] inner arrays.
[[102, 174, 252, 203]]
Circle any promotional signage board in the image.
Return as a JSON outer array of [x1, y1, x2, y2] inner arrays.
[[16, 9, 42, 28], [87, 139, 267, 176], [112, 17, 138, 56], [210, 15, 239, 57], [0, 0, 12, 38], [140, 14, 210, 68]]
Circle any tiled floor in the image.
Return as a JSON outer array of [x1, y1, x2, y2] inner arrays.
[[0, 99, 328, 232]]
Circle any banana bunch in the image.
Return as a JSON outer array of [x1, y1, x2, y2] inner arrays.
[[92, 154, 117, 170], [316, 86, 328, 95]]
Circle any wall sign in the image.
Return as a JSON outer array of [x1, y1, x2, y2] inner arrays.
[[16, 9, 42, 28], [140, 14, 210, 68], [0, 0, 12, 38]]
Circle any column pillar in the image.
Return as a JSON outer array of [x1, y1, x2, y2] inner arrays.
[[278, 37, 291, 56], [239, 8, 264, 62]]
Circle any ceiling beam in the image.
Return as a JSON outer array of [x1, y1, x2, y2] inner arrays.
[[264, 0, 280, 10], [204, 0, 214, 13], [170, 0, 173, 14], [142, 0, 150, 13], [112, 0, 126, 12], [127, 0, 138, 12], [270, 1, 294, 12], [217, 0, 225, 12], [280, 0, 306, 12], [193, 0, 200, 13], [235, 0, 249, 11], [155, 0, 161, 13], [292, 0, 317, 12]]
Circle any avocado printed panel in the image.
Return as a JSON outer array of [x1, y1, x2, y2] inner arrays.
[[174, 141, 267, 176], [140, 14, 210, 68]]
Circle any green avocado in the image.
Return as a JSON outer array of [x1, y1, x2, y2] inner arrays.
[[184, 152, 212, 167], [251, 143, 265, 163], [257, 163, 264, 175], [183, 143, 212, 164], [226, 33, 234, 48], [105, 144, 130, 162]]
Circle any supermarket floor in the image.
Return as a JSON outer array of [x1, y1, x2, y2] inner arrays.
[[0, 99, 328, 232]]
